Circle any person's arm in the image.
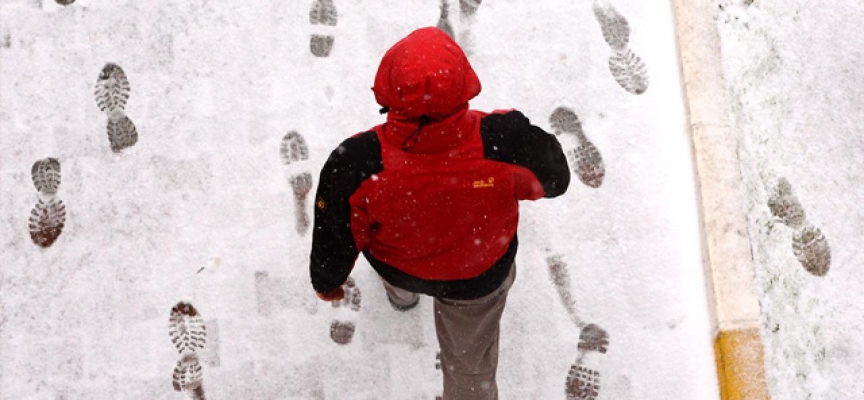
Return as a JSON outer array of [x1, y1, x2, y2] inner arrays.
[[309, 131, 384, 297], [481, 110, 571, 199]]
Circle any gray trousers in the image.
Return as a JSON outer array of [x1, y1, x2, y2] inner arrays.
[[382, 264, 516, 400]]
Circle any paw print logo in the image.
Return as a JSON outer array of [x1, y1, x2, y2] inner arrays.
[[473, 177, 495, 189]]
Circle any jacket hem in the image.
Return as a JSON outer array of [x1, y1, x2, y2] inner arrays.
[[364, 235, 518, 300]]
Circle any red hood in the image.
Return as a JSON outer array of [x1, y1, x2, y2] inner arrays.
[[372, 27, 483, 153], [373, 27, 481, 119]]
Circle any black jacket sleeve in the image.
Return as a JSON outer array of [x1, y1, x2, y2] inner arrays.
[[309, 131, 384, 293], [480, 110, 571, 197]]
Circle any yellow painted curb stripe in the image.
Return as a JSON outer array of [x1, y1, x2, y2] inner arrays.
[[714, 328, 771, 400]]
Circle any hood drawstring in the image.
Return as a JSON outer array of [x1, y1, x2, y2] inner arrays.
[[401, 114, 431, 151], [380, 107, 430, 151]]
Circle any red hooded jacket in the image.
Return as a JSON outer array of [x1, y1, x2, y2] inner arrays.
[[310, 27, 569, 300]]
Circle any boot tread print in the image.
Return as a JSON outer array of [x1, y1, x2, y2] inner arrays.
[[608, 48, 649, 95], [592, 3, 649, 95], [458, 0, 482, 19], [28, 197, 66, 248], [792, 224, 831, 277], [766, 177, 830, 276], [767, 177, 807, 229], [344, 277, 362, 312], [309, 0, 338, 26], [436, 0, 455, 40], [169, 302, 207, 355], [309, 0, 337, 57], [566, 364, 600, 400], [568, 142, 605, 189], [172, 354, 203, 392], [280, 130, 310, 165], [549, 106, 584, 137], [329, 277, 361, 345], [329, 320, 356, 345], [94, 63, 130, 113], [567, 323, 609, 400], [106, 112, 139, 153], [31, 158, 61, 196], [578, 324, 609, 354], [169, 303, 208, 399], [592, 3, 630, 50], [291, 172, 314, 235], [549, 106, 605, 189], [282, 131, 314, 235]]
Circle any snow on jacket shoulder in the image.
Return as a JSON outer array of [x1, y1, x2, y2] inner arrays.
[[309, 27, 570, 300]]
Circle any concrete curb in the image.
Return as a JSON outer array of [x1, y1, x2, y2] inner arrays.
[[670, 1, 770, 399]]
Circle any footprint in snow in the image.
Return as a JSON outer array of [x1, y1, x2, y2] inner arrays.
[[592, 4, 649, 94], [593, 3, 630, 51], [608, 49, 649, 95], [31, 157, 61, 196], [94, 63, 130, 113], [458, 0, 481, 19], [436, 0, 455, 40], [566, 324, 611, 400], [329, 277, 361, 345], [792, 224, 831, 277], [767, 177, 806, 229], [309, 0, 338, 57], [168, 301, 207, 355], [767, 177, 831, 276], [281, 131, 314, 236], [172, 353, 206, 400], [169, 302, 208, 399], [95, 63, 140, 152], [546, 254, 610, 400], [106, 111, 139, 153], [28, 197, 66, 248], [280, 130, 310, 165], [549, 107, 605, 188]]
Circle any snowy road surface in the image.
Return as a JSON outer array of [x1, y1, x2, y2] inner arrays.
[[0, 0, 718, 398]]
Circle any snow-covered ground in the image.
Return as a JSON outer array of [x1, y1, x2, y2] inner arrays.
[[717, 1, 864, 398], [0, 0, 719, 398]]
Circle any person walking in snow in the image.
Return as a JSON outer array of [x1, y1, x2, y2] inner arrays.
[[309, 27, 570, 399]]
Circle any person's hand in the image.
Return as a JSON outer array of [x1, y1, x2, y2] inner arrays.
[[316, 286, 345, 302]]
